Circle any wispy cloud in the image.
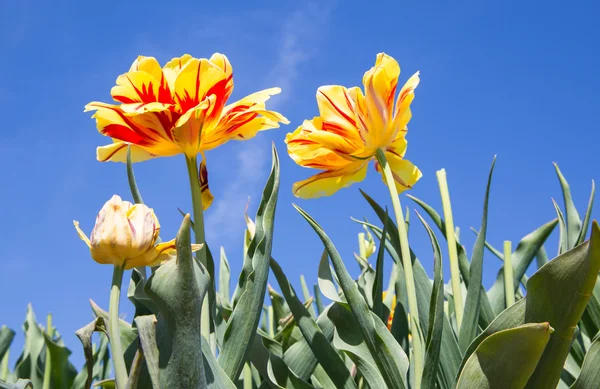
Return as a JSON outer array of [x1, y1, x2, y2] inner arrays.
[[205, 2, 335, 245]]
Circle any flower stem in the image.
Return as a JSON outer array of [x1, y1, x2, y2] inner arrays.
[[42, 313, 53, 389], [503, 240, 515, 307], [375, 149, 424, 387], [436, 169, 464, 329], [0, 349, 8, 381], [185, 155, 212, 351], [109, 264, 128, 389]]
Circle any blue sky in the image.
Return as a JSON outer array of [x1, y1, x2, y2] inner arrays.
[[1, 0, 598, 367]]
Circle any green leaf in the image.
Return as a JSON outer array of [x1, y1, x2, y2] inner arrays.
[[128, 267, 158, 318], [42, 331, 77, 389], [133, 315, 159, 389], [487, 219, 557, 313], [552, 198, 569, 255], [0, 326, 14, 380], [268, 286, 290, 332], [459, 298, 526, 374], [0, 379, 33, 389], [456, 323, 553, 389], [218, 145, 280, 380], [317, 250, 345, 303], [88, 300, 138, 351], [14, 305, 46, 388], [200, 339, 236, 389], [405, 194, 496, 327], [372, 210, 389, 323], [328, 303, 388, 389], [459, 157, 495, 352], [360, 219, 461, 387], [270, 259, 357, 389], [219, 247, 231, 305], [283, 305, 334, 381], [570, 333, 600, 389], [525, 222, 600, 388], [554, 163, 582, 250], [295, 205, 408, 389], [415, 212, 445, 389], [576, 180, 595, 246], [300, 275, 317, 319], [313, 285, 324, 316], [145, 214, 210, 389]]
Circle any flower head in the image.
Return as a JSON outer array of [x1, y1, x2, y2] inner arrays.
[[286, 53, 422, 198], [382, 291, 397, 330], [74, 195, 200, 269]]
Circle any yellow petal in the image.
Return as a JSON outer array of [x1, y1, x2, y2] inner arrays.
[[362, 53, 400, 147], [202, 88, 289, 150], [171, 96, 214, 157], [73, 220, 91, 248], [125, 204, 157, 256], [285, 118, 352, 170], [376, 152, 422, 193], [96, 140, 159, 163], [209, 53, 234, 101], [391, 71, 420, 136], [111, 71, 161, 105], [86, 102, 181, 158], [162, 54, 194, 92], [293, 163, 369, 199], [173, 58, 227, 113], [129, 56, 163, 81], [315, 86, 362, 145]]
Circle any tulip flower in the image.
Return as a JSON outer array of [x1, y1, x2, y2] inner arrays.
[[286, 53, 421, 198], [85, 53, 289, 212], [74, 195, 202, 387], [287, 53, 426, 384], [382, 291, 397, 330], [86, 53, 288, 164], [74, 195, 200, 269]]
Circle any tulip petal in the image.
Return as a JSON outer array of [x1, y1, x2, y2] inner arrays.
[[293, 163, 369, 199], [202, 88, 289, 150], [171, 96, 214, 157], [73, 220, 91, 248], [126, 204, 157, 256], [362, 53, 401, 145], [375, 152, 422, 193], [96, 140, 159, 163], [173, 58, 228, 113], [315, 86, 362, 144], [285, 118, 353, 170], [87, 102, 182, 158], [392, 71, 419, 135], [209, 53, 234, 102], [111, 71, 161, 105]]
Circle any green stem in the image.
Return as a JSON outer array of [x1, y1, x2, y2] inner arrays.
[[0, 349, 8, 381], [185, 155, 212, 351], [42, 313, 53, 389], [375, 149, 424, 387], [436, 169, 464, 329], [109, 265, 128, 389], [503, 240, 515, 307]]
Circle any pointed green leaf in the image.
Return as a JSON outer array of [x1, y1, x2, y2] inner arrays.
[[456, 323, 553, 389], [415, 212, 445, 389], [14, 305, 45, 388], [554, 163, 582, 250], [459, 158, 495, 352], [145, 214, 210, 389], [487, 219, 557, 313], [576, 180, 595, 246], [570, 333, 600, 389], [218, 146, 280, 380], [271, 259, 357, 389], [296, 205, 408, 389], [525, 222, 600, 388]]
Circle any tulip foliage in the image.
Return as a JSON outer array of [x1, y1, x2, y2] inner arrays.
[[1, 52, 600, 389]]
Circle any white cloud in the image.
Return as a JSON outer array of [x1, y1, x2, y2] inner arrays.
[[205, 1, 335, 244]]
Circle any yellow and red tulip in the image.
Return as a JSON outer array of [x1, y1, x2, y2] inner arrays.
[[85, 54, 289, 209], [286, 53, 422, 198], [73, 195, 201, 269]]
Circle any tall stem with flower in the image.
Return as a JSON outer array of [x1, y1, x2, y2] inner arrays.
[[286, 52, 425, 386]]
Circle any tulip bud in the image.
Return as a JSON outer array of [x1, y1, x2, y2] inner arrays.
[[74, 195, 199, 269]]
